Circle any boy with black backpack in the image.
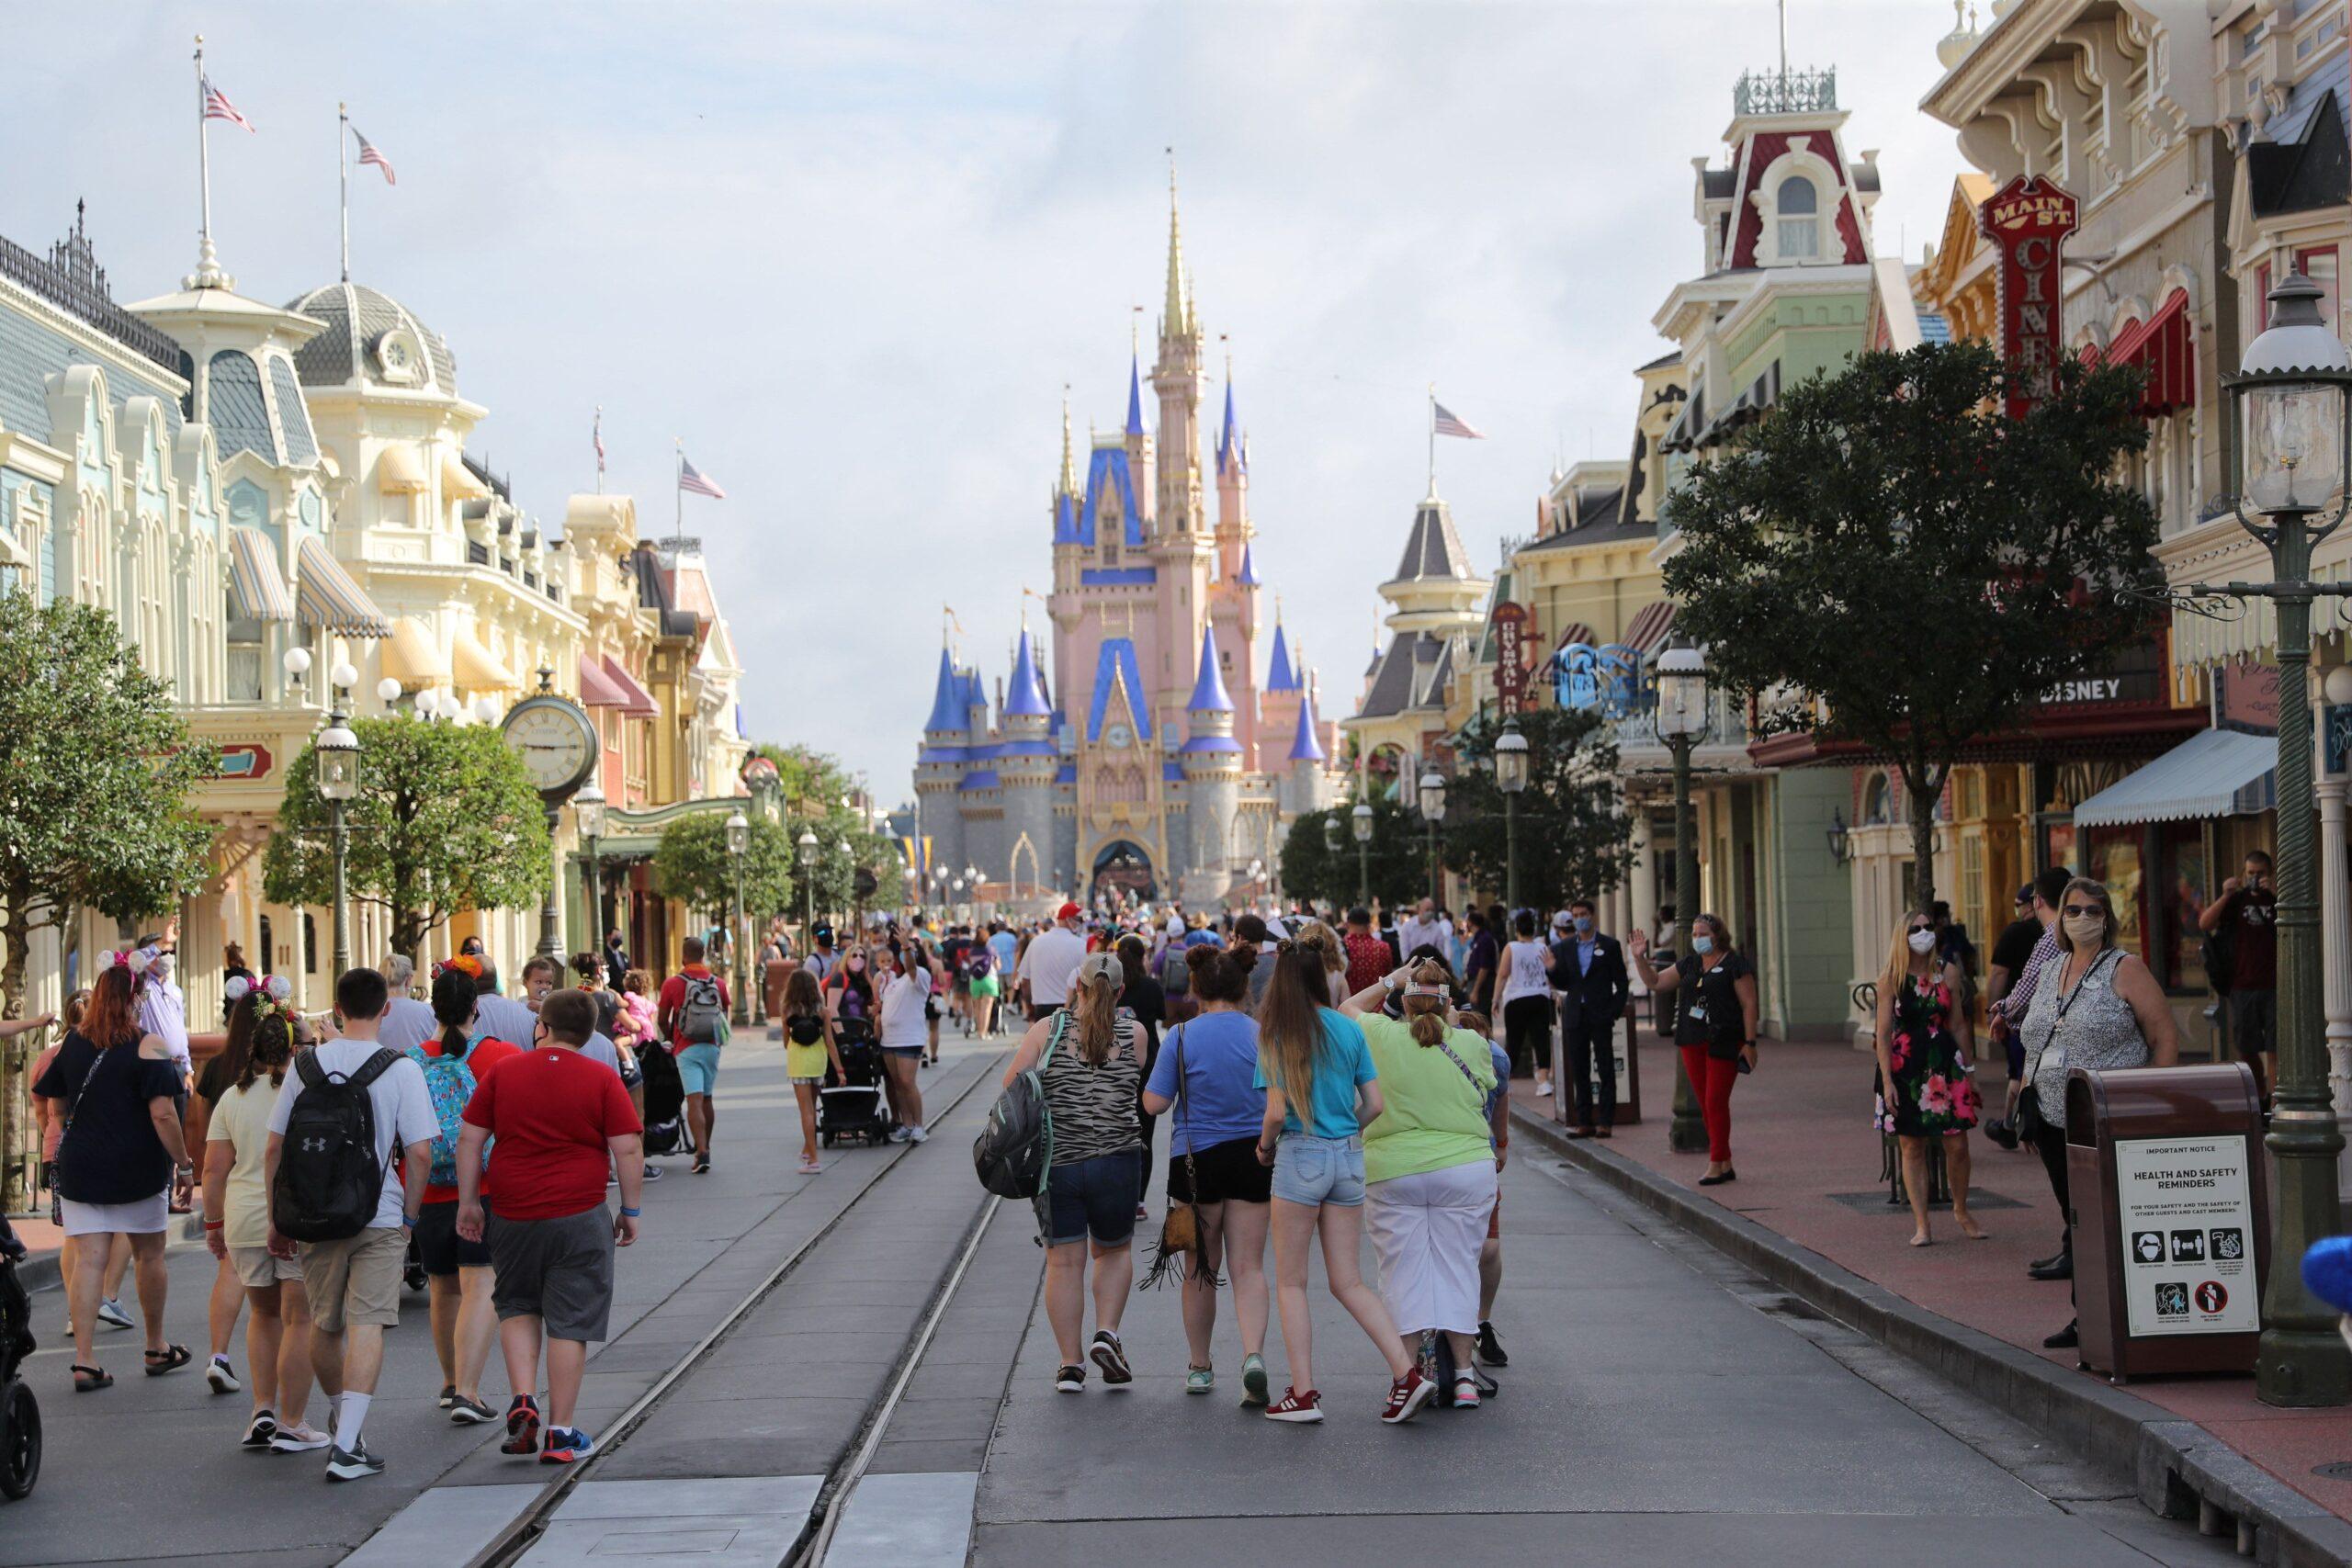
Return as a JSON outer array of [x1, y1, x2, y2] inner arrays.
[[656, 938, 731, 1175], [266, 967, 437, 1483]]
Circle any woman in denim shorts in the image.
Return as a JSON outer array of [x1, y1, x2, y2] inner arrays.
[[1250, 922, 1432, 1427]]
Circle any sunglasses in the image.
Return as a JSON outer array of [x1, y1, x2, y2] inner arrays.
[[1907, 923, 1933, 934], [2062, 904, 2102, 919]]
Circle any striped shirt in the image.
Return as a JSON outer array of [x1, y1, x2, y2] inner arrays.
[[1999, 925, 2061, 1025], [1040, 1012, 1144, 1165]]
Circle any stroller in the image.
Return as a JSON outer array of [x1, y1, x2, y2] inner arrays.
[[0, 1213, 40, 1500], [639, 1039, 695, 1158], [820, 1020, 892, 1146]]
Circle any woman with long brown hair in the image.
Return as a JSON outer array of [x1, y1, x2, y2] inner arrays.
[[1873, 909, 1984, 1247], [782, 966, 845, 1174], [1251, 921, 1430, 1426], [1631, 913, 1759, 1184], [203, 978, 327, 1450], [1001, 952, 1146, 1393], [35, 959, 194, 1391]]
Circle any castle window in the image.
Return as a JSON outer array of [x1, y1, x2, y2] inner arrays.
[[1776, 176, 1818, 260]]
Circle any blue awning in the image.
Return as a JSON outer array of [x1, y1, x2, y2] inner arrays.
[[2072, 728, 2277, 828]]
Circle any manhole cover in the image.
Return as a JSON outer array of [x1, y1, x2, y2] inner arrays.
[[2312, 1461, 2352, 1481]]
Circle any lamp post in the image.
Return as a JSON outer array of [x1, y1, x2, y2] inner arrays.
[[1495, 718, 1530, 912], [2194, 272, 2352, 1407], [1655, 645, 1712, 1156], [726, 809, 751, 1028], [313, 662, 361, 981], [1417, 768, 1448, 908], [574, 778, 605, 958], [1351, 800, 1374, 908], [798, 829, 820, 954]]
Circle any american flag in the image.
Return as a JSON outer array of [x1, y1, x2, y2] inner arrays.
[[352, 127, 396, 185], [678, 454, 727, 500], [1432, 401, 1486, 440], [201, 78, 254, 133], [594, 408, 606, 474]]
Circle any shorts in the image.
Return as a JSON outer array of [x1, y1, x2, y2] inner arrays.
[[228, 1244, 302, 1289], [414, 1199, 493, 1276], [1271, 1134, 1366, 1208], [1035, 1150, 1141, 1247], [788, 1075, 825, 1088], [300, 1226, 408, 1333], [676, 1043, 723, 1097], [1165, 1135, 1273, 1206], [487, 1206, 617, 1343], [59, 1192, 169, 1237], [971, 976, 1001, 998], [2230, 989, 2277, 1059], [882, 1043, 924, 1059]]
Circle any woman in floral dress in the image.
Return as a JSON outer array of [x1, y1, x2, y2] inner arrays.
[[1873, 909, 1984, 1247]]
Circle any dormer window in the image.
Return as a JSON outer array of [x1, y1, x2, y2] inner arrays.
[[1776, 176, 1819, 259]]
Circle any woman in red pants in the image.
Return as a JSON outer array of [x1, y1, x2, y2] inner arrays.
[[1630, 915, 1758, 1185]]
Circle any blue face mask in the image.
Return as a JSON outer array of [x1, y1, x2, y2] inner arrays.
[[1574, 916, 1594, 935], [1691, 934, 1715, 956]]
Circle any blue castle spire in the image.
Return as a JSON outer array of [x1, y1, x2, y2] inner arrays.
[[1236, 540, 1261, 587], [1265, 621, 1298, 692], [1006, 628, 1049, 718], [923, 645, 963, 733], [1217, 372, 1240, 474], [1126, 346, 1145, 438], [1186, 625, 1233, 713], [1288, 688, 1326, 762]]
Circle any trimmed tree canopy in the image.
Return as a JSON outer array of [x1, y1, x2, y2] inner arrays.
[[1442, 706, 1636, 910], [1277, 797, 1430, 915], [654, 809, 795, 924]]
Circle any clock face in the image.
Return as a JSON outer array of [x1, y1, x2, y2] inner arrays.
[[1102, 721, 1132, 750], [501, 697, 597, 795]]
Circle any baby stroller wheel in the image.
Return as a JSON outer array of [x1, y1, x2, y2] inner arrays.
[[0, 1380, 40, 1500], [401, 1235, 428, 1294]]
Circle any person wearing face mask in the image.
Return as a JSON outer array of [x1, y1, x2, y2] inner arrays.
[[1547, 898, 1630, 1138], [2198, 849, 2278, 1105], [2017, 877, 2177, 1349], [1630, 914, 1758, 1185], [1873, 910, 1984, 1247]]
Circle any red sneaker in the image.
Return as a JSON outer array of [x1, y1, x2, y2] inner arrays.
[[501, 1394, 541, 1455], [1382, 1366, 1436, 1425], [1263, 1386, 1323, 1423]]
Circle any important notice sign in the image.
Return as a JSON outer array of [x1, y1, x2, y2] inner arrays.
[[2114, 1134, 2258, 1337]]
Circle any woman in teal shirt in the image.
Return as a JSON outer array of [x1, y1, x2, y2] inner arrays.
[[1251, 922, 1431, 1427], [1341, 957, 1499, 1409]]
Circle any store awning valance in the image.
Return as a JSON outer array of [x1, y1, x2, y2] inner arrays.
[[442, 452, 491, 501], [1554, 621, 1597, 651], [376, 445, 428, 494], [601, 653, 661, 718], [1623, 599, 1677, 659], [580, 655, 632, 708], [2071, 728, 2276, 827], [294, 536, 390, 637], [452, 626, 520, 693], [2086, 291, 2194, 417], [226, 526, 294, 623], [380, 616, 448, 686]]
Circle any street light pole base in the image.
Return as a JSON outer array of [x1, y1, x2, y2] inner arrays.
[[2256, 1327, 2352, 1407]]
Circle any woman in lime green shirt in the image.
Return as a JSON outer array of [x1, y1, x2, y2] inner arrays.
[[1340, 957, 1499, 1408]]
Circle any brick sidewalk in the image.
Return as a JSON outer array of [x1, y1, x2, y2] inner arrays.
[[1513, 1033, 2352, 1522]]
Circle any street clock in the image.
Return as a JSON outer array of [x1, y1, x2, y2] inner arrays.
[[501, 691, 599, 800]]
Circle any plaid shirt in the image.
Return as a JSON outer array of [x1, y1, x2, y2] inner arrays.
[[1999, 924, 2061, 1024]]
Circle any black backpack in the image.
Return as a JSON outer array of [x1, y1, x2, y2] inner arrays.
[[974, 1013, 1061, 1200], [271, 1048, 401, 1243]]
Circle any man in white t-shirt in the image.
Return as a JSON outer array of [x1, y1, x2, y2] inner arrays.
[[1017, 902, 1088, 1022], [1396, 898, 1447, 965], [266, 966, 436, 1483], [376, 953, 436, 1055]]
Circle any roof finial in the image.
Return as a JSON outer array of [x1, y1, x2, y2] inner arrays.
[[1163, 147, 1191, 340], [1058, 385, 1078, 497]]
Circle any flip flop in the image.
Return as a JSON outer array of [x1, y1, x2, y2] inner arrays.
[[144, 1344, 192, 1376]]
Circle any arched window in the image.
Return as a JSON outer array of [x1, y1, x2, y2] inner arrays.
[[1862, 772, 1892, 825], [1777, 176, 1819, 259]]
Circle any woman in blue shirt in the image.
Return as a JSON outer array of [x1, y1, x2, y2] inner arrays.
[[1142, 944, 1271, 1403], [1250, 922, 1431, 1426]]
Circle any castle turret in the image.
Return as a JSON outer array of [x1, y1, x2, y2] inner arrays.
[[1280, 677, 1332, 818], [996, 624, 1059, 893], [1179, 625, 1241, 905], [915, 644, 969, 881]]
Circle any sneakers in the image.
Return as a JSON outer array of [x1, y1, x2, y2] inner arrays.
[[693, 1153, 712, 1174], [241, 1409, 277, 1449], [540, 1426, 596, 1464], [1264, 1386, 1323, 1423], [324, 1440, 384, 1483], [1186, 1365, 1215, 1394], [269, 1421, 331, 1453], [907, 1125, 928, 1145], [95, 1297, 134, 1331], [1451, 1372, 1480, 1409], [1476, 1321, 1509, 1368], [1381, 1366, 1437, 1425], [1089, 1329, 1133, 1386], [888, 1126, 911, 1144], [1239, 1353, 1270, 1407], [438, 1383, 458, 1410], [798, 1158, 821, 1175], [1535, 1080, 1554, 1098], [207, 1354, 241, 1394], [502, 1394, 542, 1455], [642, 1161, 663, 1182], [1054, 1364, 1086, 1393], [448, 1394, 496, 1425]]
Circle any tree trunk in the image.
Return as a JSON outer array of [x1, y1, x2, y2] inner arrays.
[[1905, 765, 1945, 914], [1, 898, 32, 1213]]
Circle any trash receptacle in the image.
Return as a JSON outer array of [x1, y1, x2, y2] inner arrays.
[[2065, 1064, 2267, 1380]]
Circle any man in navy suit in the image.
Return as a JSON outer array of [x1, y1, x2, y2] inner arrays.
[[1549, 897, 1631, 1137]]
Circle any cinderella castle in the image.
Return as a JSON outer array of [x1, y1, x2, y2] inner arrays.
[[914, 184, 1340, 908]]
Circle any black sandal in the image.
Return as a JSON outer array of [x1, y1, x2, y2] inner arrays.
[[143, 1344, 192, 1376], [73, 1364, 113, 1392]]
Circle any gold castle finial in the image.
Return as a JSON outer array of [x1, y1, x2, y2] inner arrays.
[[1163, 148, 1191, 339], [1058, 386, 1077, 497]]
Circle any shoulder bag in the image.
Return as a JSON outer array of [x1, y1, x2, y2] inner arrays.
[[1142, 1022, 1217, 1290], [2015, 947, 2123, 1144]]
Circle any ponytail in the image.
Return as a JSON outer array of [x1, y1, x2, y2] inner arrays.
[[431, 965, 481, 1061]]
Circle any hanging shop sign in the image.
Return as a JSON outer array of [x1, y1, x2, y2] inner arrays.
[[1492, 602, 1530, 716], [1978, 174, 2080, 419]]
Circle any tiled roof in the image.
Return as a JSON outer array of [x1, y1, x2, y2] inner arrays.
[[1355, 631, 1454, 719], [283, 281, 458, 394], [1388, 495, 1474, 583]]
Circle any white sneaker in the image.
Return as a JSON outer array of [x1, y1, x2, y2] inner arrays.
[[888, 1125, 911, 1144], [907, 1125, 928, 1144], [207, 1355, 241, 1394], [96, 1297, 134, 1330], [1535, 1081, 1555, 1098], [270, 1421, 332, 1454]]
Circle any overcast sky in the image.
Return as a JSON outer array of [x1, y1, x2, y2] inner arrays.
[[13, 2, 1968, 804]]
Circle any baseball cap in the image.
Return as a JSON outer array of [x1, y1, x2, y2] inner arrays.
[[1056, 901, 1083, 922], [1551, 909, 1574, 931], [1073, 951, 1123, 988]]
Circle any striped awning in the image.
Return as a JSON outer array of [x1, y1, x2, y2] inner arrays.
[[294, 536, 390, 637], [226, 526, 294, 623], [1623, 599, 1677, 658], [452, 626, 521, 693], [380, 616, 448, 686], [442, 452, 490, 501], [601, 654, 661, 718], [1555, 621, 1597, 651], [580, 655, 632, 708], [376, 445, 428, 494], [2072, 728, 2276, 828]]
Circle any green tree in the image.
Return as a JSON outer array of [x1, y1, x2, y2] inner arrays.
[[1276, 799, 1428, 913], [744, 740, 900, 922], [1443, 706, 1636, 909], [0, 591, 218, 1202], [263, 718, 551, 960], [653, 810, 795, 930], [1662, 343, 2161, 907]]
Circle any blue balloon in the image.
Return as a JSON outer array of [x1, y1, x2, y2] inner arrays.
[[2301, 1235, 2352, 1314]]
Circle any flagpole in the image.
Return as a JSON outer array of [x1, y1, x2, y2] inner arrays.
[[673, 437, 684, 552], [194, 37, 214, 276], [338, 103, 350, 282], [1427, 384, 1438, 499], [594, 406, 605, 494]]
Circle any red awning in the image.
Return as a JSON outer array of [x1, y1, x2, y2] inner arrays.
[[601, 654, 661, 719], [1554, 621, 1597, 651], [2098, 290, 2194, 417], [580, 656, 631, 708], [1623, 600, 1677, 658]]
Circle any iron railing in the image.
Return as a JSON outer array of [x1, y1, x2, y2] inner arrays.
[[0, 210, 183, 375], [1735, 65, 1838, 117]]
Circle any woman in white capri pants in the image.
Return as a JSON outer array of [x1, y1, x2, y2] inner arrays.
[[1340, 957, 1500, 1408]]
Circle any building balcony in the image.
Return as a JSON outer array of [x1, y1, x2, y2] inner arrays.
[[1734, 65, 1837, 118]]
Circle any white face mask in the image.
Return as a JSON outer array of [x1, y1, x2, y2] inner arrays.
[[2064, 911, 2106, 948], [1906, 929, 1937, 956]]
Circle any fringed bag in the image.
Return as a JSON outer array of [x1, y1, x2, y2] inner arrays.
[[1140, 1023, 1220, 1291]]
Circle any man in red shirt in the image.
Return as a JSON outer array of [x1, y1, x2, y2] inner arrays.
[[656, 937, 731, 1174], [1343, 907, 1393, 997], [456, 989, 641, 1466]]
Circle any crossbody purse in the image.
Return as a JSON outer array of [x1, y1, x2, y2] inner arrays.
[[2016, 947, 2123, 1142]]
